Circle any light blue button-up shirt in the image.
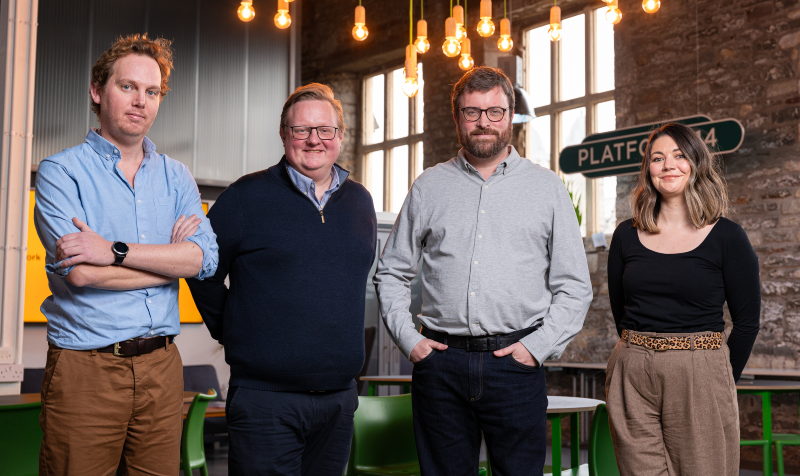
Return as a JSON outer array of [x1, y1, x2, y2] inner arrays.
[[286, 163, 344, 209], [34, 129, 219, 350]]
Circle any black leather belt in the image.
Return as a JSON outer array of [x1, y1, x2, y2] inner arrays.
[[97, 336, 175, 356], [421, 323, 542, 352]]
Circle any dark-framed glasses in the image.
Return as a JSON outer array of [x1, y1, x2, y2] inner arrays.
[[285, 125, 339, 140], [460, 107, 508, 122]]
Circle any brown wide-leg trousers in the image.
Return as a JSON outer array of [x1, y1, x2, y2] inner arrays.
[[39, 341, 184, 476], [605, 331, 740, 476]]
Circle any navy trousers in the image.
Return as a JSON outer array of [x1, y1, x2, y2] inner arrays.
[[226, 385, 358, 476], [412, 347, 548, 476]]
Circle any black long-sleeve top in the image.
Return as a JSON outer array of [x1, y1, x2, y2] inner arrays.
[[607, 218, 760, 381]]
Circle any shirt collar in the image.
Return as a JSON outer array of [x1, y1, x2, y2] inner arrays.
[[457, 145, 521, 176], [85, 128, 157, 162], [286, 163, 343, 196]]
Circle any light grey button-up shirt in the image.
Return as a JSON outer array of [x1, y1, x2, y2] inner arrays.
[[373, 146, 593, 365]]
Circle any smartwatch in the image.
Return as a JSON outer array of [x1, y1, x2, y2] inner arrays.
[[112, 242, 129, 266]]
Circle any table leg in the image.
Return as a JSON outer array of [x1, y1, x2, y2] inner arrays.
[[549, 414, 562, 473], [368, 382, 376, 397], [761, 391, 773, 476], [403, 384, 411, 394], [570, 412, 580, 469]]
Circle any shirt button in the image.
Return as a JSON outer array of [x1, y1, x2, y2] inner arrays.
[[474, 261, 478, 264], [478, 235, 483, 238], [141, 234, 146, 239], [150, 330, 154, 335], [481, 210, 485, 214], [114, 149, 119, 154], [470, 292, 475, 296], [484, 185, 489, 189], [472, 324, 477, 328], [148, 299, 152, 304], [105, 154, 110, 158], [137, 199, 142, 204]]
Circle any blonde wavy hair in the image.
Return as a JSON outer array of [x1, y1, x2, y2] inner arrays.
[[631, 123, 728, 233]]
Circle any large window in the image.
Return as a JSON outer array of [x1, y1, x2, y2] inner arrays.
[[526, 8, 617, 235], [362, 65, 425, 213]]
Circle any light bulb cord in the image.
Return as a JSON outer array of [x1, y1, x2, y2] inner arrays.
[[421, 0, 423, 20], [504, 0, 507, 18], [409, 0, 413, 45], [450, 0, 452, 17], [358, 0, 361, 5]]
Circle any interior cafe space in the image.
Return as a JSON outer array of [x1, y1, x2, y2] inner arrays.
[[1, 0, 800, 474]]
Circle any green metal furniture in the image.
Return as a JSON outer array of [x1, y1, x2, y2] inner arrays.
[[736, 379, 800, 476], [0, 399, 43, 476], [345, 394, 488, 476], [545, 396, 604, 474], [360, 376, 412, 396], [544, 403, 619, 476], [181, 388, 217, 476]]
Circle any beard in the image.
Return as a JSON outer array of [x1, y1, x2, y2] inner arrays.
[[458, 121, 513, 159]]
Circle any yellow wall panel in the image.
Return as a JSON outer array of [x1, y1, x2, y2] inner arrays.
[[25, 190, 210, 324]]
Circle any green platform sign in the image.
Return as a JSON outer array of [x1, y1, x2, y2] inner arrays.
[[558, 116, 745, 178]]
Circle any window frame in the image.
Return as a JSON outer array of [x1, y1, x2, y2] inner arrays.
[[360, 64, 426, 213], [524, 6, 615, 235]]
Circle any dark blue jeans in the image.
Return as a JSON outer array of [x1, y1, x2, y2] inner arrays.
[[412, 347, 547, 476], [226, 385, 358, 476]]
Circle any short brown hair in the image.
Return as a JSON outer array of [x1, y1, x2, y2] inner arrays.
[[90, 34, 174, 119], [451, 66, 515, 119], [631, 123, 729, 233], [280, 83, 345, 135]]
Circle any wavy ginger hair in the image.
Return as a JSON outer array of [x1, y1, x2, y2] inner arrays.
[[631, 122, 729, 233]]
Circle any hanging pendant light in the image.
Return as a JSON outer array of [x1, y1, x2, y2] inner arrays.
[[497, 0, 512, 52], [443, 16, 461, 57], [415, 19, 430, 53], [274, 0, 291, 28], [458, 37, 474, 70], [642, 0, 660, 13], [477, 0, 495, 37], [237, 0, 255, 21], [605, 0, 622, 24], [548, 4, 561, 41], [352, 2, 368, 41], [403, 46, 419, 97], [454, 5, 467, 41]]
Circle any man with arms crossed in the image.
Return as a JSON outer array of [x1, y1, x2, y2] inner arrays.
[[34, 35, 218, 475], [188, 83, 377, 476], [374, 67, 592, 476]]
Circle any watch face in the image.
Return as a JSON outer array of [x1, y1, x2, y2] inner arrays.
[[113, 242, 129, 255]]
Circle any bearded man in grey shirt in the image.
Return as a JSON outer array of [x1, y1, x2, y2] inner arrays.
[[373, 67, 592, 475]]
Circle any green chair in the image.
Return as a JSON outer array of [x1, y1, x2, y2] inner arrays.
[[0, 401, 43, 476], [181, 388, 217, 476], [737, 389, 775, 476], [774, 431, 800, 476], [544, 404, 618, 476], [345, 394, 488, 476]]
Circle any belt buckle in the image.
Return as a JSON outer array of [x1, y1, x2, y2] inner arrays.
[[113, 341, 123, 356], [649, 336, 669, 352], [467, 339, 486, 352]]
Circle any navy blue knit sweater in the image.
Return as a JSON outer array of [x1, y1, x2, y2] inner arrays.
[[187, 158, 377, 391]]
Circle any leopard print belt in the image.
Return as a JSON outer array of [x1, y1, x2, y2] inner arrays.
[[621, 329, 723, 351]]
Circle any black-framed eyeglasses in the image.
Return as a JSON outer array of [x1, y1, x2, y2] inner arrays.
[[460, 107, 508, 122], [284, 125, 339, 140]]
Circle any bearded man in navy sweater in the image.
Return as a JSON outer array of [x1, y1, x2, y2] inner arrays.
[[187, 83, 377, 476]]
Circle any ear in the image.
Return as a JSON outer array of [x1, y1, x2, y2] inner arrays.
[[279, 125, 286, 143], [89, 82, 102, 106]]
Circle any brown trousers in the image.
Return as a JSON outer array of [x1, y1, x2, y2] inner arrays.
[[605, 332, 740, 476], [39, 342, 184, 476]]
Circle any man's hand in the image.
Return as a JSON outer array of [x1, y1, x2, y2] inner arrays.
[[409, 338, 448, 363], [171, 214, 201, 244], [493, 342, 539, 367], [55, 218, 114, 268]]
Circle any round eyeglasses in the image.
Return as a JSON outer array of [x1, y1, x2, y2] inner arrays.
[[285, 125, 339, 140], [460, 107, 508, 122]]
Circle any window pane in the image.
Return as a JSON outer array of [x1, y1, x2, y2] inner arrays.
[[415, 63, 424, 134], [414, 141, 424, 179], [560, 14, 585, 101], [561, 107, 586, 236], [596, 100, 615, 133], [391, 68, 409, 139], [603, 176, 617, 234], [366, 150, 384, 212], [390, 145, 409, 213], [527, 115, 550, 169], [595, 8, 615, 93], [526, 25, 551, 108], [364, 74, 385, 145]]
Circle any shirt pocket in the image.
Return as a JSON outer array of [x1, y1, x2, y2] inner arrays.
[[153, 196, 175, 236]]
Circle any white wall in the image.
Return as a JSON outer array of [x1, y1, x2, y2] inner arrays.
[[22, 322, 230, 398]]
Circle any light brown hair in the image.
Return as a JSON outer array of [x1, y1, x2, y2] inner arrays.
[[90, 34, 174, 119], [280, 83, 345, 135], [631, 122, 729, 233], [451, 66, 515, 119]]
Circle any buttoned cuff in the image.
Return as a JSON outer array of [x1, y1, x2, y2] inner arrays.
[[46, 260, 75, 277], [397, 328, 426, 360], [519, 331, 555, 368]]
